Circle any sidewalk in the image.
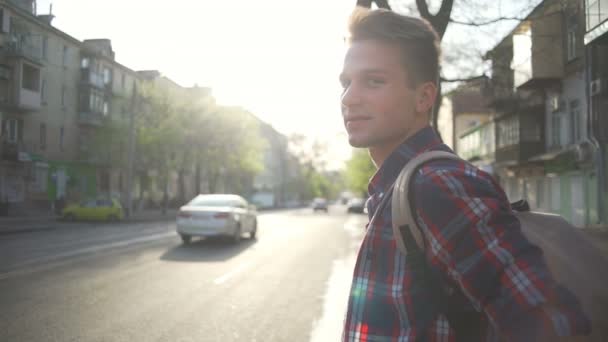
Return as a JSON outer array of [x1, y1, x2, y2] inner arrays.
[[0, 209, 178, 235]]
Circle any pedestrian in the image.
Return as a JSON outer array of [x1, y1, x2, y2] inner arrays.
[[340, 7, 590, 341]]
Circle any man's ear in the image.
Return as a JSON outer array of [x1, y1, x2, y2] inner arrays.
[[415, 82, 437, 115]]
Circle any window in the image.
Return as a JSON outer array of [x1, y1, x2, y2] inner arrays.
[[586, 0, 608, 30], [566, 15, 578, 62], [536, 178, 545, 210], [22, 64, 40, 91], [121, 73, 126, 89], [552, 112, 562, 147], [3, 119, 23, 143], [81, 57, 89, 68], [34, 165, 48, 192], [42, 36, 48, 60], [570, 100, 582, 143], [103, 67, 111, 85], [0, 9, 10, 33], [0, 64, 11, 80], [61, 86, 66, 106], [59, 126, 64, 151], [102, 100, 109, 116], [39, 123, 46, 150], [498, 116, 520, 148], [62, 45, 68, 66], [41, 79, 46, 102]]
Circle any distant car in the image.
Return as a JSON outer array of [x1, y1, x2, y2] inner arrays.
[[312, 198, 328, 212], [176, 194, 257, 244], [62, 198, 124, 221], [347, 198, 367, 214]]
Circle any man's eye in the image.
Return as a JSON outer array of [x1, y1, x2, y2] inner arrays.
[[367, 79, 384, 87]]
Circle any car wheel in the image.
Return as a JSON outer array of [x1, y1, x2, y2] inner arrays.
[[232, 224, 242, 244], [250, 220, 257, 239], [180, 234, 192, 244]]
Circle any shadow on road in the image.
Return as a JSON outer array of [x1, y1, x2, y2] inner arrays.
[[160, 237, 257, 263]]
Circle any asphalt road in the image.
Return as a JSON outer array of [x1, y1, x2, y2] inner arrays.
[[0, 206, 368, 342]]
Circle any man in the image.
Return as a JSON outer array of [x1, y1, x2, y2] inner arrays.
[[340, 8, 590, 341]]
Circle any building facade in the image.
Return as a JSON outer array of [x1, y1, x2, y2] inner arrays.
[[457, 0, 605, 227]]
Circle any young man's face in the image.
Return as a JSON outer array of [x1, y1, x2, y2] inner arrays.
[[340, 40, 424, 151]]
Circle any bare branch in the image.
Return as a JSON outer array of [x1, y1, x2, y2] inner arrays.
[[415, 0, 454, 38], [441, 75, 485, 83], [415, 0, 430, 18], [450, 16, 525, 26], [374, 0, 391, 9], [356, 0, 391, 9], [356, 0, 372, 7]]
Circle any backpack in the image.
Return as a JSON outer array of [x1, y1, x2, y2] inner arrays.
[[390, 150, 596, 341]]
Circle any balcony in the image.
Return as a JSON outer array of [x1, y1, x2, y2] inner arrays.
[[458, 121, 496, 162], [0, 84, 41, 112], [4, 40, 43, 65], [78, 112, 105, 126], [1, 139, 37, 162], [512, 17, 563, 90], [495, 109, 545, 165]]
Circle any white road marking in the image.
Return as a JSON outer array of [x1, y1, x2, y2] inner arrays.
[[309, 217, 365, 342], [213, 262, 252, 285]]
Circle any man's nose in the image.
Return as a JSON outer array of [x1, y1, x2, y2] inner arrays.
[[341, 84, 361, 109]]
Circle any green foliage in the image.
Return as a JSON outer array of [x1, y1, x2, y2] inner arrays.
[[134, 81, 266, 195], [345, 148, 376, 197]]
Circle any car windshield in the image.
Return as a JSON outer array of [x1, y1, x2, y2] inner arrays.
[[187, 195, 241, 207]]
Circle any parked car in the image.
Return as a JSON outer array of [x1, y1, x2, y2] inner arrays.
[[176, 194, 257, 244], [347, 197, 367, 214], [62, 198, 124, 221], [312, 198, 328, 212]]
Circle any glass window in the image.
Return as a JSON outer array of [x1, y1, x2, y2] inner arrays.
[[59, 126, 64, 151], [570, 100, 581, 143], [39, 123, 46, 150], [103, 67, 111, 85], [62, 45, 68, 66], [22, 64, 40, 91], [42, 36, 48, 59], [81, 57, 89, 68], [41, 79, 46, 101]]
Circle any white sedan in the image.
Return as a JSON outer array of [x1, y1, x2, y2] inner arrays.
[[176, 194, 258, 244]]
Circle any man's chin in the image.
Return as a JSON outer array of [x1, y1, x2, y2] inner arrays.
[[348, 136, 370, 148]]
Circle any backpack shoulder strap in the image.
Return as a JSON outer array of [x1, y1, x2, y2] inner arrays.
[[391, 150, 461, 255]]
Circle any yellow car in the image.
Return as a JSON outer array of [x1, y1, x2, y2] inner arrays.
[[62, 199, 124, 221]]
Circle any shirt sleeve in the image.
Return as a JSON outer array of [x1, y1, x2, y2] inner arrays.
[[411, 160, 591, 341]]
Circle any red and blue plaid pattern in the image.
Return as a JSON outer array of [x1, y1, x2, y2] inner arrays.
[[342, 126, 590, 341]]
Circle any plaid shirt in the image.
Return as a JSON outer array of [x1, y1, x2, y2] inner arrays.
[[342, 126, 590, 341]]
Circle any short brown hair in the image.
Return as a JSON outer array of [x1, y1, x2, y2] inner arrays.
[[347, 7, 441, 87]]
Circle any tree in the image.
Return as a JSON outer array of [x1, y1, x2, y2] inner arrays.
[[344, 148, 376, 197]]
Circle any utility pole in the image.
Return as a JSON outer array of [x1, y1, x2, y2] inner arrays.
[[125, 82, 137, 218]]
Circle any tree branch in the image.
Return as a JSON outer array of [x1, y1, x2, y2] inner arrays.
[[440, 75, 485, 83], [416, 0, 454, 38], [450, 16, 525, 26], [356, 0, 391, 9], [415, 0, 430, 18], [374, 0, 391, 9], [356, 0, 372, 7]]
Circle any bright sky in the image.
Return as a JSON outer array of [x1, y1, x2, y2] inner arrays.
[[36, 0, 354, 169], [34, 0, 538, 170]]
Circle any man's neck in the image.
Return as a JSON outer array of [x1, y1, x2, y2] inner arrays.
[[369, 124, 430, 168]]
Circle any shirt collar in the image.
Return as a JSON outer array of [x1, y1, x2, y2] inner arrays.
[[367, 126, 445, 196]]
